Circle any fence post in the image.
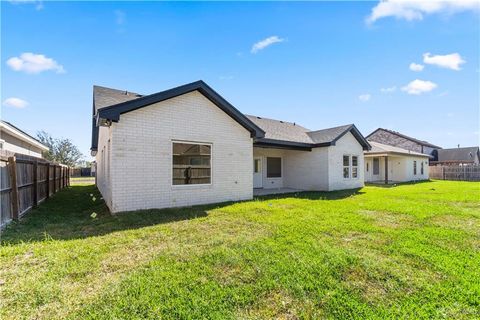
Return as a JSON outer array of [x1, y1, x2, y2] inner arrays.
[[8, 156, 19, 220], [53, 165, 56, 193], [67, 167, 70, 186], [33, 161, 38, 207], [46, 164, 50, 199]]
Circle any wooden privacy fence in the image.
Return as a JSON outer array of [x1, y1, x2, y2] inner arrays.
[[429, 165, 480, 181], [0, 152, 70, 228]]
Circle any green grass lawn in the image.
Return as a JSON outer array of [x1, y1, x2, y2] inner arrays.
[[1, 181, 479, 319]]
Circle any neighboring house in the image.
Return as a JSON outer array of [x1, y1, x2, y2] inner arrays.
[[91, 81, 370, 213], [367, 128, 441, 157], [364, 141, 430, 184], [431, 147, 480, 166], [0, 120, 48, 158]]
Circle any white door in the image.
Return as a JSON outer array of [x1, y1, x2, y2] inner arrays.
[[253, 157, 262, 188]]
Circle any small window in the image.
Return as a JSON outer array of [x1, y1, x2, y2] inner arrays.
[[373, 158, 380, 175], [173, 142, 211, 185], [352, 156, 358, 178], [253, 159, 261, 173], [366, 162, 369, 172], [420, 161, 424, 175], [413, 160, 417, 175], [267, 157, 281, 178], [343, 155, 350, 178]]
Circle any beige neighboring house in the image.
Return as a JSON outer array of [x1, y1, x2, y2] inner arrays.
[[91, 81, 371, 213], [364, 141, 430, 184], [0, 120, 49, 158]]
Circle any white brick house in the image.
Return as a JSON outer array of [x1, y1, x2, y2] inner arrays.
[[91, 81, 370, 213]]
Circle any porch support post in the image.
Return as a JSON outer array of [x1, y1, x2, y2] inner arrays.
[[384, 156, 389, 185]]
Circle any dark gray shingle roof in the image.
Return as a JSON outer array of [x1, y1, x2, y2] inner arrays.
[[246, 115, 313, 143], [247, 115, 370, 149], [437, 147, 479, 162], [93, 85, 143, 112], [367, 128, 442, 149]]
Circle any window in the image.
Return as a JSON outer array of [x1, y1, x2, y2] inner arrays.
[[343, 155, 350, 178], [253, 159, 261, 173], [413, 160, 417, 175], [373, 158, 380, 175], [421, 161, 424, 175], [352, 156, 358, 178], [172, 142, 211, 185], [267, 157, 281, 178], [366, 162, 369, 172]]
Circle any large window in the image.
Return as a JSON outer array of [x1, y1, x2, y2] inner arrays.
[[267, 157, 282, 178], [373, 158, 380, 175], [352, 156, 358, 178], [172, 142, 211, 185], [413, 160, 417, 175], [343, 155, 350, 178]]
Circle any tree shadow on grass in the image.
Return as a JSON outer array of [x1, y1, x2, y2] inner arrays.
[[1, 185, 365, 245], [0, 185, 232, 245]]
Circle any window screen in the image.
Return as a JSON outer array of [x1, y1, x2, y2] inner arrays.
[[173, 142, 211, 185], [267, 157, 281, 178]]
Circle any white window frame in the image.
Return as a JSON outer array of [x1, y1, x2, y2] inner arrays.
[[351, 155, 359, 179], [343, 155, 360, 180], [343, 155, 350, 179], [171, 140, 213, 188]]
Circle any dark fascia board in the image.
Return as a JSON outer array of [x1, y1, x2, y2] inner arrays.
[[330, 125, 371, 151], [254, 138, 313, 151], [91, 93, 99, 151], [96, 80, 265, 139]]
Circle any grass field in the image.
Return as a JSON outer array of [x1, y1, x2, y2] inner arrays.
[[1, 181, 479, 319]]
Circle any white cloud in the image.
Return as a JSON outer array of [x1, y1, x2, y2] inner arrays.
[[366, 0, 480, 24], [401, 79, 437, 95], [409, 62, 424, 72], [358, 94, 371, 102], [115, 10, 126, 25], [6, 53, 65, 74], [3, 97, 29, 109], [423, 52, 466, 70], [8, 0, 43, 10], [251, 36, 285, 54], [381, 86, 397, 93]]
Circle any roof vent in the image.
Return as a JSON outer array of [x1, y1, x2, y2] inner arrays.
[[279, 121, 284, 123], [294, 122, 296, 126], [257, 116, 262, 119], [124, 90, 129, 96]]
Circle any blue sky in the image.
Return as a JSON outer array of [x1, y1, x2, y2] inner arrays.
[[2, 1, 479, 159]]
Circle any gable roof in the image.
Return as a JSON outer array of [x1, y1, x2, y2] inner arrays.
[[91, 81, 265, 151], [0, 120, 49, 151], [436, 147, 479, 163], [247, 116, 370, 150], [367, 128, 442, 149], [365, 141, 429, 157]]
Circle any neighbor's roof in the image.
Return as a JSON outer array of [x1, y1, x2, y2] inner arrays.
[[365, 141, 429, 157], [247, 115, 370, 150], [367, 128, 442, 149], [0, 120, 49, 151], [436, 147, 479, 163], [91, 81, 266, 151]]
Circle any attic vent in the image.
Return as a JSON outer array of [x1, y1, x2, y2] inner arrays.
[[257, 116, 262, 119], [279, 121, 284, 123]]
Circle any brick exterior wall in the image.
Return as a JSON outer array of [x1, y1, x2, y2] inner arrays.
[[368, 129, 435, 155], [96, 91, 253, 213]]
